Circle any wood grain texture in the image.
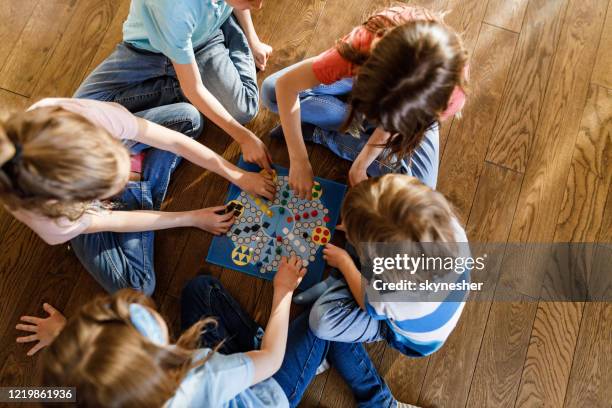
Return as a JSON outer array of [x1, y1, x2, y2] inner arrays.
[[438, 24, 518, 223], [0, 0, 39, 72], [484, 0, 529, 32], [0, 0, 81, 96], [591, 0, 612, 88], [563, 302, 612, 408], [486, 0, 568, 172]]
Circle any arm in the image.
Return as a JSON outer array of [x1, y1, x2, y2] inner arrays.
[[173, 61, 272, 170], [275, 58, 322, 199], [323, 244, 365, 309], [134, 118, 275, 199], [245, 255, 306, 384], [233, 9, 273, 71], [348, 126, 391, 186]]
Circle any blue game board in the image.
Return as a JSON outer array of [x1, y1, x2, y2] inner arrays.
[[206, 158, 347, 290]]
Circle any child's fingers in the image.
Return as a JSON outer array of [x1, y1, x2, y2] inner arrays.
[[16, 334, 38, 343], [27, 343, 45, 357], [299, 268, 307, 277], [43, 303, 59, 315], [16, 324, 37, 333], [218, 211, 234, 222], [20, 316, 41, 325], [210, 205, 229, 213]]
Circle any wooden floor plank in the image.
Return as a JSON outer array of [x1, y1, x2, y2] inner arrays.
[[484, 0, 529, 32], [562, 302, 612, 408], [0, 89, 30, 110], [438, 23, 518, 223], [0, 0, 81, 97], [591, 0, 612, 88], [486, 0, 568, 173], [0, 0, 39, 72], [31, 0, 121, 98]]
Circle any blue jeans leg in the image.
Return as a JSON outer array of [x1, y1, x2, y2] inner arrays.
[[309, 122, 440, 189], [261, 63, 352, 130], [180, 276, 264, 353], [309, 279, 384, 343], [69, 103, 203, 295]]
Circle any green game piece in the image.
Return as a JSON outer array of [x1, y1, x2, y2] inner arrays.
[[276, 247, 282, 254], [281, 199, 287, 205], [312, 192, 319, 198], [282, 191, 289, 198], [314, 184, 322, 191], [279, 207, 285, 214]]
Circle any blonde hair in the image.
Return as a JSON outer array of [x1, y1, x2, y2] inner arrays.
[[342, 174, 457, 250], [0, 106, 129, 221], [43, 289, 216, 407]]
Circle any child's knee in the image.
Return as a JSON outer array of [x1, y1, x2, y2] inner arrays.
[[138, 277, 156, 297], [233, 95, 259, 124], [308, 303, 337, 340], [261, 76, 277, 110], [178, 103, 205, 138], [182, 275, 221, 299]]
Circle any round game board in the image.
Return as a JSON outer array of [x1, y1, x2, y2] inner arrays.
[[226, 175, 332, 274]]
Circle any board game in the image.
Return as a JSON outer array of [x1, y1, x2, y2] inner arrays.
[[206, 158, 347, 290]]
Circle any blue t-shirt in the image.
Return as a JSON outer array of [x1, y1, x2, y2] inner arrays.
[[123, 0, 234, 64], [166, 349, 289, 408]]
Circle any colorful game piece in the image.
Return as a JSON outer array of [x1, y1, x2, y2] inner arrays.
[[311, 182, 323, 200], [287, 217, 293, 223], [279, 207, 285, 214], [311, 210, 318, 217], [282, 191, 289, 198], [323, 216, 330, 223], [311, 227, 331, 245], [281, 199, 287, 205], [276, 236, 282, 242], [295, 214, 301, 221], [303, 212, 309, 219], [276, 247, 282, 255]]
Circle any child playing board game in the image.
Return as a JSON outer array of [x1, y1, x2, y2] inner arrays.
[[75, 0, 273, 170], [261, 5, 468, 197], [17, 258, 409, 407], [307, 174, 470, 357], [0, 98, 276, 296]]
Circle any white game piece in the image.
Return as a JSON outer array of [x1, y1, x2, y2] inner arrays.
[[287, 233, 295, 240], [299, 245, 306, 253], [309, 256, 315, 262], [293, 239, 301, 246], [303, 260, 309, 267], [282, 227, 289, 235]]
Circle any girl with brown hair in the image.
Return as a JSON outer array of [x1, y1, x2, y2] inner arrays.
[[261, 5, 468, 197], [18, 257, 411, 407], [0, 98, 276, 296]]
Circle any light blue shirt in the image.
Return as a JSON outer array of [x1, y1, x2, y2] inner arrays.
[[123, 0, 234, 64], [166, 349, 289, 408]]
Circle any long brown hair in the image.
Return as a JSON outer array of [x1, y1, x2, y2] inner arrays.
[[43, 289, 216, 407], [0, 106, 130, 221], [339, 8, 468, 163]]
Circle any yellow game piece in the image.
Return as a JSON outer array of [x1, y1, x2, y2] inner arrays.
[[266, 210, 274, 217]]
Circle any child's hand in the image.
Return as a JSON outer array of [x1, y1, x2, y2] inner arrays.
[[323, 243, 354, 270], [251, 40, 273, 71], [274, 255, 306, 293], [238, 170, 277, 200], [240, 131, 273, 170], [348, 162, 368, 186], [16, 303, 66, 356], [289, 159, 314, 200], [190, 206, 235, 235]]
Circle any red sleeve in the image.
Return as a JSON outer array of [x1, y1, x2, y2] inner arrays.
[[311, 47, 353, 85]]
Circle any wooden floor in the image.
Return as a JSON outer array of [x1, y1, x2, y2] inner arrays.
[[0, 0, 610, 407]]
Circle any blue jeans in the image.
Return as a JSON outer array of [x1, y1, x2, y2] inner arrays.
[[70, 103, 204, 296], [74, 17, 258, 124], [261, 63, 439, 189], [180, 276, 395, 408]]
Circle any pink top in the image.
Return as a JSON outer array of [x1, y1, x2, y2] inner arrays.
[[311, 6, 467, 121], [6, 98, 139, 245]]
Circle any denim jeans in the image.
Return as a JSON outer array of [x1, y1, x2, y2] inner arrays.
[[180, 276, 396, 408], [70, 103, 204, 296], [74, 17, 258, 124], [261, 62, 439, 189]]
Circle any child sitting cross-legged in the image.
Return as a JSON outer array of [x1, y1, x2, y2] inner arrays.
[[308, 174, 470, 357]]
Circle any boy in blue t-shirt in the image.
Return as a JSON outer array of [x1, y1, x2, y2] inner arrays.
[[75, 0, 273, 170]]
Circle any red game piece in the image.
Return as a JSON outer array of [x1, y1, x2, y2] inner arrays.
[[287, 217, 293, 223], [295, 214, 301, 221], [303, 212, 309, 219], [323, 229, 330, 236], [276, 236, 282, 242], [316, 227, 321, 233], [311, 210, 318, 217], [321, 237, 328, 244], [323, 216, 330, 223]]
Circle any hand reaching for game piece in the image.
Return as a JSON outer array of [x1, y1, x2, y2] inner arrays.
[[239, 131, 273, 170], [191, 206, 235, 235], [16, 303, 66, 356], [323, 243, 354, 270], [237, 170, 277, 200], [289, 159, 314, 200], [274, 255, 307, 293]]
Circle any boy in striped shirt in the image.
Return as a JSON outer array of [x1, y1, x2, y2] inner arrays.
[[305, 174, 470, 358]]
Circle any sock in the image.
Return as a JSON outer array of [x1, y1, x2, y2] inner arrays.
[[293, 275, 339, 305]]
